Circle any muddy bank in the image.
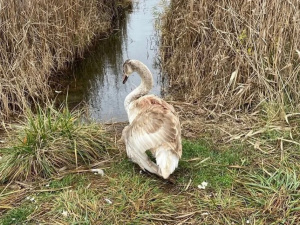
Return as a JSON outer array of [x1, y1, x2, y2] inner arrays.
[[0, 0, 130, 120]]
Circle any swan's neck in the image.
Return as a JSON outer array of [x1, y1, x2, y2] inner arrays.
[[124, 62, 153, 112]]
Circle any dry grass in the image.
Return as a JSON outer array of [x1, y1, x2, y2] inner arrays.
[[0, 0, 120, 119], [0, 103, 113, 182], [1, 135, 299, 224], [161, 0, 300, 113], [0, 109, 299, 223]]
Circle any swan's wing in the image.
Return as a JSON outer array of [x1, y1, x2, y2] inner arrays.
[[125, 140, 160, 175], [127, 95, 177, 123], [124, 103, 182, 158]]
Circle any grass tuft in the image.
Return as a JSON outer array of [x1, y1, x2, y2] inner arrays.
[[0, 205, 34, 225], [0, 104, 111, 182], [243, 168, 300, 222]]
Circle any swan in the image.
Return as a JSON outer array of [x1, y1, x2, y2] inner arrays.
[[121, 59, 182, 179]]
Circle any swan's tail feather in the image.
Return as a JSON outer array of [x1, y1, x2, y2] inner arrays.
[[155, 147, 179, 179]]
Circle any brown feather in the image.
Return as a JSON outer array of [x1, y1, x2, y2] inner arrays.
[[122, 60, 182, 178]]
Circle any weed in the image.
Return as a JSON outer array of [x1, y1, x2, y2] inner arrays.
[[242, 167, 300, 224]]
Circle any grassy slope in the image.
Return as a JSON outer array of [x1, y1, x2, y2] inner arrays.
[[1, 136, 299, 224]]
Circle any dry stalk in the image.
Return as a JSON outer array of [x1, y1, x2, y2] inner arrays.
[[161, 0, 300, 113], [0, 0, 118, 119]]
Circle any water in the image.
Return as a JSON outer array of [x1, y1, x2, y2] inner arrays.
[[60, 0, 166, 122]]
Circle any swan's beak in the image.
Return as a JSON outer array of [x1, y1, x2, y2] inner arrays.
[[122, 74, 128, 84]]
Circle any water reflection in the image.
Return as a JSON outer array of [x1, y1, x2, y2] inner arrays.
[[62, 0, 166, 122]]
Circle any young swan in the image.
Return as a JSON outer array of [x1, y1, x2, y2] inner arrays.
[[121, 59, 182, 179]]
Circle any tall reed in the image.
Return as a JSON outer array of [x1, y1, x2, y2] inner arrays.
[[161, 0, 300, 112], [0, 0, 118, 119]]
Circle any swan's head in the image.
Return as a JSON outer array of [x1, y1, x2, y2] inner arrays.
[[122, 59, 135, 84]]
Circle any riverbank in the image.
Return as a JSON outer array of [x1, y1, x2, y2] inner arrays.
[[158, 1, 300, 223], [0, 0, 131, 120], [1, 1, 300, 224], [1, 99, 300, 224]]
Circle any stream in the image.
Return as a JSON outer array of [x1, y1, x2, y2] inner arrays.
[[59, 0, 167, 122]]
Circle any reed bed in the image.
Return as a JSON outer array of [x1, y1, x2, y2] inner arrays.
[[161, 0, 300, 113], [0, 0, 119, 119], [0, 103, 112, 182], [160, 3, 300, 222]]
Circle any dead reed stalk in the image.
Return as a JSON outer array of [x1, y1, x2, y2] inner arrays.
[[161, 0, 300, 113], [0, 0, 118, 119]]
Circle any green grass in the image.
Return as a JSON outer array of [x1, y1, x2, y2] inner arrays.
[[52, 188, 102, 224], [242, 168, 300, 223], [0, 103, 112, 182], [0, 205, 34, 225], [177, 140, 242, 188], [1, 137, 299, 224], [105, 173, 176, 224], [48, 173, 88, 189]]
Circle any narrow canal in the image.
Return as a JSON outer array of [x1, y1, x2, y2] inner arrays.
[[60, 0, 167, 122]]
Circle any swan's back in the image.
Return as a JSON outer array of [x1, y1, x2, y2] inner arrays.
[[123, 95, 182, 178]]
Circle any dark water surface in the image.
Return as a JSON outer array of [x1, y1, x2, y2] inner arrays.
[[59, 0, 167, 122]]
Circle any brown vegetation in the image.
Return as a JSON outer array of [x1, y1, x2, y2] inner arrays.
[[161, 0, 300, 113], [0, 0, 121, 119], [1, 1, 300, 223]]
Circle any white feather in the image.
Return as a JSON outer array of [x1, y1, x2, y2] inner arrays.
[[122, 60, 182, 179], [155, 147, 179, 179]]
